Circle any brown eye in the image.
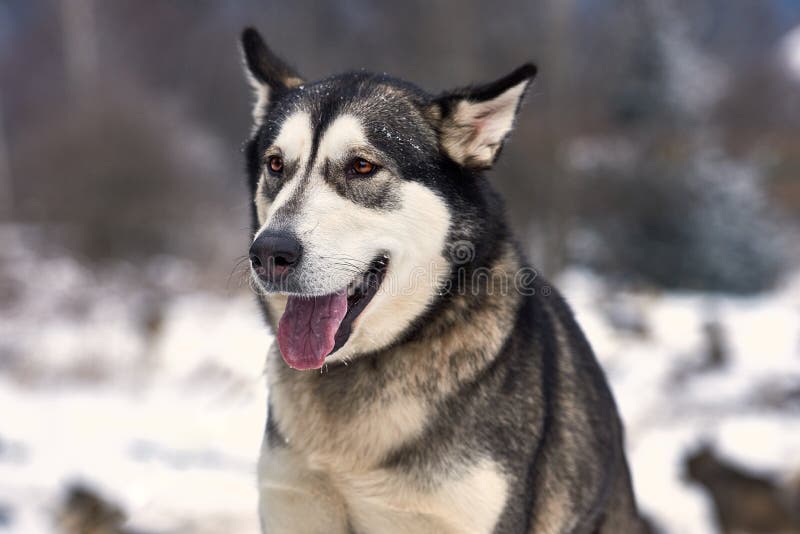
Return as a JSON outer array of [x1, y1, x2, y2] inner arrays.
[[268, 156, 284, 174], [351, 158, 376, 176]]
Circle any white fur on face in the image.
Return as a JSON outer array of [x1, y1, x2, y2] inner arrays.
[[254, 111, 313, 233], [254, 112, 452, 358], [325, 180, 451, 360], [441, 80, 528, 168]]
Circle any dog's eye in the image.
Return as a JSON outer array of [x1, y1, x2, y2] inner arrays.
[[349, 158, 377, 177], [267, 156, 284, 175]]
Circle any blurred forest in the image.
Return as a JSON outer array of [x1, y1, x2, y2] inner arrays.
[[1, 0, 799, 293]]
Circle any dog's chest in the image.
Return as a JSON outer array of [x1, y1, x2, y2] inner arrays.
[[262, 356, 510, 532], [341, 459, 509, 534], [259, 444, 509, 534], [267, 351, 431, 469]]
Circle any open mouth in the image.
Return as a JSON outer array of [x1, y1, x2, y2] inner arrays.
[[276, 255, 389, 370]]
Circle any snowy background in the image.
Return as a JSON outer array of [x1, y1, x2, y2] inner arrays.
[[2, 1, 800, 533], [2, 225, 798, 533]]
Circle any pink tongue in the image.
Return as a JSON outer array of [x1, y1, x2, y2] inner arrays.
[[277, 291, 349, 370]]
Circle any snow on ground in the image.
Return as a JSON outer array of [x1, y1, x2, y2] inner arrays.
[[0, 227, 270, 533], [560, 268, 800, 533], [1, 226, 798, 533]]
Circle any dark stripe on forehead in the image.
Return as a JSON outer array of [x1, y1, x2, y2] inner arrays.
[[271, 97, 348, 227], [305, 94, 345, 175]]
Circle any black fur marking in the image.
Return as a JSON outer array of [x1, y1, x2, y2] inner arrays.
[[519, 293, 557, 534], [327, 170, 400, 211], [438, 63, 537, 105], [241, 28, 303, 93], [265, 402, 288, 449]]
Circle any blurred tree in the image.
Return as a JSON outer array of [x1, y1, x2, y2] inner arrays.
[[0, 95, 11, 219], [60, 0, 98, 101], [0, 0, 795, 290], [569, 0, 788, 293]]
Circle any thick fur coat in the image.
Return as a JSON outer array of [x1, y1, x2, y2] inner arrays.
[[238, 28, 645, 534]]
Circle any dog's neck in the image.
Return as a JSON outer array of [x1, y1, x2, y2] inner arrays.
[[263, 241, 524, 471]]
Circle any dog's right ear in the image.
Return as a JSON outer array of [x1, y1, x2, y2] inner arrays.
[[240, 28, 304, 125]]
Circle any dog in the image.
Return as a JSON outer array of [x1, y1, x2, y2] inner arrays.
[[239, 27, 645, 534]]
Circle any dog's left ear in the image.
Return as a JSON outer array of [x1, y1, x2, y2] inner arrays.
[[240, 27, 304, 125], [433, 64, 537, 170]]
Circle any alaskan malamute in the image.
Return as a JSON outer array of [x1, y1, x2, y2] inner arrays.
[[239, 27, 645, 534]]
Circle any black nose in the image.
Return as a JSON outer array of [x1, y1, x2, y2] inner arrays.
[[249, 231, 302, 279]]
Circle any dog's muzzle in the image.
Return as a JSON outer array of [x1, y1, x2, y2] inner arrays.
[[249, 230, 302, 282]]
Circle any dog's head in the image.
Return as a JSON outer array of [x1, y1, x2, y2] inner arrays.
[[240, 28, 535, 370]]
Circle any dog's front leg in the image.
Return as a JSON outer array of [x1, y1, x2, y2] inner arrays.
[[258, 445, 349, 534]]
